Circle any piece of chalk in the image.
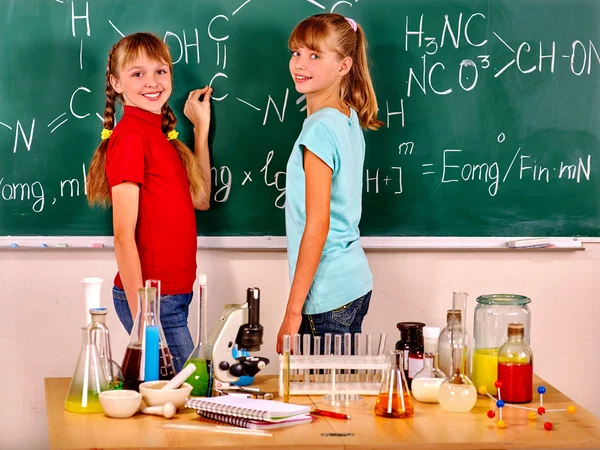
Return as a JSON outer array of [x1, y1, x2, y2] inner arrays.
[[10, 243, 18, 248], [56, 243, 69, 247], [41, 243, 48, 248], [91, 243, 104, 248]]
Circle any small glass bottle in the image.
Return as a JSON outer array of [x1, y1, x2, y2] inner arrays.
[[395, 322, 425, 389], [438, 310, 470, 377], [184, 274, 212, 397], [497, 323, 533, 403], [121, 286, 175, 391], [375, 350, 414, 418], [412, 326, 445, 403], [439, 292, 477, 413]]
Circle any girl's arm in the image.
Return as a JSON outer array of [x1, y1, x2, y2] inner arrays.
[[112, 182, 143, 319], [276, 149, 332, 353], [184, 87, 213, 210]]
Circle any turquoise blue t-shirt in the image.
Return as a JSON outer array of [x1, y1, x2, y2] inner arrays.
[[285, 107, 373, 315]]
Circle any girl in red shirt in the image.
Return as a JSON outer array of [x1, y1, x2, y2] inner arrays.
[[87, 33, 211, 373]]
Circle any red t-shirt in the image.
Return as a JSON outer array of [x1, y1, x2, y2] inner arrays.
[[106, 105, 197, 294]]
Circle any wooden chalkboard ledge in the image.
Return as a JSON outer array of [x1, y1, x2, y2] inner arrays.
[[0, 236, 594, 250]]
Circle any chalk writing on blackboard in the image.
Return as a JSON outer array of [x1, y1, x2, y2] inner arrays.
[[0, 0, 597, 219]]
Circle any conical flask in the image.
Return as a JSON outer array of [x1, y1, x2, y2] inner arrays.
[[439, 292, 478, 412], [374, 350, 414, 418], [64, 327, 108, 413], [121, 285, 175, 391], [184, 274, 212, 396]]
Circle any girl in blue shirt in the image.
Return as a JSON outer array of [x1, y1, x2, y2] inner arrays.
[[276, 13, 382, 354]]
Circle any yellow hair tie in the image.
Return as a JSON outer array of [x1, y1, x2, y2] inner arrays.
[[167, 130, 179, 141], [100, 129, 113, 140]]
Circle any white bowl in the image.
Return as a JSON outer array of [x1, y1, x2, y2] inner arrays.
[[99, 390, 142, 418], [139, 381, 192, 410]]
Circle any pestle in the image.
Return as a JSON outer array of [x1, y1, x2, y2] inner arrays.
[[139, 401, 176, 419], [161, 363, 196, 390]]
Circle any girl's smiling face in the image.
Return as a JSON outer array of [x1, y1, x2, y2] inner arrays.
[[289, 45, 345, 97], [110, 54, 172, 114]]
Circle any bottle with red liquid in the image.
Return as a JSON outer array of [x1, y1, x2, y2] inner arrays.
[[497, 323, 533, 403]]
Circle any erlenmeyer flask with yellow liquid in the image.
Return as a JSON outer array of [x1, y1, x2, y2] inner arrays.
[[64, 327, 108, 413]]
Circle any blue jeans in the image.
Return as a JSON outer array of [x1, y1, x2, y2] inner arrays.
[[112, 287, 194, 373], [298, 291, 372, 355]]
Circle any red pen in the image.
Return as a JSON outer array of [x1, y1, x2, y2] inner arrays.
[[311, 409, 351, 419]]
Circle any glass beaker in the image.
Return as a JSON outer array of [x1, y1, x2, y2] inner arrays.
[[121, 286, 175, 391], [412, 326, 445, 403], [374, 351, 414, 418], [472, 294, 531, 396], [184, 274, 212, 397], [64, 328, 108, 413], [439, 292, 477, 413], [88, 308, 123, 389]]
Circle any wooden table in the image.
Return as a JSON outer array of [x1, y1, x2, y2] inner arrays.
[[45, 375, 600, 449]]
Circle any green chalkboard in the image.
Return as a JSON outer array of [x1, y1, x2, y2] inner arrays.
[[1, 0, 599, 237]]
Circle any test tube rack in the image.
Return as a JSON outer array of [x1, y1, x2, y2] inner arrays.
[[278, 353, 387, 396]]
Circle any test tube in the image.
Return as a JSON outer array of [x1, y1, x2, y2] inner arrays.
[[334, 334, 342, 384], [303, 334, 311, 388], [354, 333, 362, 383], [324, 333, 332, 383], [294, 334, 301, 383], [344, 333, 351, 384], [365, 332, 373, 384], [376, 332, 387, 383], [283, 335, 290, 402], [313, 336, 322, 383]]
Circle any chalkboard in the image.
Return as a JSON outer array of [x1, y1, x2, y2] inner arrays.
[[1, 0, 599, 237]]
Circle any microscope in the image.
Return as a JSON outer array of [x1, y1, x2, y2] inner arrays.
[[206, 287, 270, 384]]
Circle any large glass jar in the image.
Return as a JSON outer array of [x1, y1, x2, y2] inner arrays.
[[472, 294, 531, 396]]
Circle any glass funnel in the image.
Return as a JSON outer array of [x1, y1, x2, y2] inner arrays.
[[374, 350, 414, 418], [438, 292, 477, 412], [184, 274, 212, 397], [121, 285, 175, 391], [64, 328, 108, 413]]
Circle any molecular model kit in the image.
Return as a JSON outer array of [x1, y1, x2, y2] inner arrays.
[[481, 381, 576, 430]]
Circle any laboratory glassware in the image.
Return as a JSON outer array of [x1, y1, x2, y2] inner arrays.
[[121, 286, 175, 391], [439, 292, 477, 413], [497, 323, 533, 403], [374, 350, 414, 418], [473, 294, 531, 396], [412, 326, 445, 403]]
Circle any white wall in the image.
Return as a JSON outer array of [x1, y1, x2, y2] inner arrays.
[[1, 244, 599, 449]]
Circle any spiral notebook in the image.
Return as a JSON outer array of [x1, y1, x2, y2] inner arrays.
[[198, 410, 313, 430], [186, 396, 311, 422]]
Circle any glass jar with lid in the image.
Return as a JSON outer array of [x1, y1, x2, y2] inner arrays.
[[472, 294, 531, 396]]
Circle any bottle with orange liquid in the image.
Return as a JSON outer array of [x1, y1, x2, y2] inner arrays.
[[374, 350, 414, 418]]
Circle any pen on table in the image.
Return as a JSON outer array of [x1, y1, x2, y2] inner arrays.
[[311, 409, 351, 419]]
